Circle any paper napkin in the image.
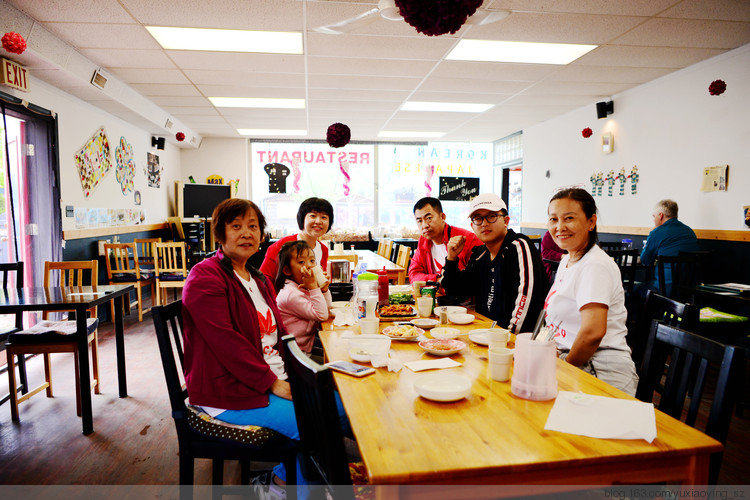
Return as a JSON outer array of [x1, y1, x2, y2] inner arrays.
[[544, 391, 657, 443], [332, 309, 356, 326], [404, 358, 462, 372]]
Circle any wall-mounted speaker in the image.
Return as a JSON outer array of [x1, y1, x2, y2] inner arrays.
[[152, 136, 165, 150], [596, 100, 614, 119]]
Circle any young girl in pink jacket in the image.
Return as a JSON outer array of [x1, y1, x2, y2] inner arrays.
[[274, 240, 332, 353]]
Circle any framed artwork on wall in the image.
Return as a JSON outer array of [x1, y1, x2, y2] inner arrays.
[[601, 132, 613, 154]]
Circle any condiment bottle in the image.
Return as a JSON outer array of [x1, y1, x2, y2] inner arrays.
[[356, 272, 379, 320], [375, 268, 389, 307], [439, 309, 448, 326]]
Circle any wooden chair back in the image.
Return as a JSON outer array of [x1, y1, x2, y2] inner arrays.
[[43, 260, 98, 319], [133, 238, 161, 268], [377, 238, 393, 259], [656, 253, 700, 300], [104, 243, 141, 280], [0, 262, 26, 406], [282, 334, 354, 494], [607, 248, 640, 295], [396, 245, 412, 270], [154, 242, 188, 305], [636, 321, 744, 484], [599, 241, 626, 252]]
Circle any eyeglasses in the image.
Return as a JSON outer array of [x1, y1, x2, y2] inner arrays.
[[470, 213, 503, 226]]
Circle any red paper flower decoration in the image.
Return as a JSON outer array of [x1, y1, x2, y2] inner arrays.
[[2, 32, 27, 55], [708, 79, 726, 96], [395, 0, 483, 36], [326, 123, 351, 148], [581, 127, 593, 138], [175, 132, 186, 142]]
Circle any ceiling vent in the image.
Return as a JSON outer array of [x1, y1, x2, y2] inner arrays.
[[91, 69, 108, 90]]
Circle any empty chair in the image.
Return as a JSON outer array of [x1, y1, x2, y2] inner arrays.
[[541, 258, 560, 284], [5, 260, 100, 421], [636, 322, 744, 484], [282, 334, 361, 498], [599, 241, 626, 252], [151, 301, 298, 486], [627, 290, 699, 369], [0, 262, 27, 406], [377, 238, 392, 259], [133, 237, 161, 271], [153, 241, 189, 306], [396, 244, 412, 272], [607, 248, 640, 296], [103, 243, 156, 322], [656, 252, 701, 300]]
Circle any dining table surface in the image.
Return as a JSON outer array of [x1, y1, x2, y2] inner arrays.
[[319, 309, 722, 498], [0, 284, 134, 435], [353, 249, 407, 285]]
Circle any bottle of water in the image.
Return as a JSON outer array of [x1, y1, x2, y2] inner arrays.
[[356, 272, 379, 320]]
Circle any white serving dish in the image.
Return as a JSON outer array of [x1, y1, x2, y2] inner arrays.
[[429, 327, 461, 340], [467, 329, 490, 345], [381, 325, 424, 341], [418, 339, 467, 357], [449, 313, 475, 325], [347, 334, 391, 362], [433, 305, 467, 315], [414, 373, 472, 402], [411, 318, 439, 329]]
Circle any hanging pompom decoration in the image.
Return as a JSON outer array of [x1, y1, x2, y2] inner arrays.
[[424, 164, 435, 197], [326, 122, 351, 148], [291, 157, 301, 194], [2, 32, 27, 54], [395, 0, 483, 36], [175, 132, 186, 142], [581, 127, 593, 138], [708, 79, 726, 96], [339, 158, 351, 197]]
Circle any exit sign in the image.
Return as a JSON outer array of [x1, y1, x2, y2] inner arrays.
[[1, 58, 29, 92]]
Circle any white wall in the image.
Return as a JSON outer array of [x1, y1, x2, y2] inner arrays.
[[180, 138, 249, 198], [3, 78, 180, 232], [522, 43, 750, 232]]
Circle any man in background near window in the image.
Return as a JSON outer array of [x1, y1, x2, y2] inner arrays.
[[409, 197, 481, 285], [639, 199, 699, 295], [441, 194, 549, 333]]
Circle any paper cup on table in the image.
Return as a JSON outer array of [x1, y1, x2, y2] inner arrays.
[[412, 281, 426, 298], [359, 318, 380, 335], [488, 328, 510, 350], [488, 347, 514, 382], [312, 265, 328, 288], [333, 243, 344, 255], [416, 297, 433, 318]]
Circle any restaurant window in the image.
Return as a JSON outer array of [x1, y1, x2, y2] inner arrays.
[[493, 132, 523, 231], [250, 142, 375, 237]]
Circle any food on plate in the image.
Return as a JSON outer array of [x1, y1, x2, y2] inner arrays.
[[425, 340, 455, 350], [383, 325, 420, 338], [379, 304, 417, 317], [388, 292, 414, 304]]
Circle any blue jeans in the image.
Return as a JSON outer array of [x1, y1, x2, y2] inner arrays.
[[216, 393, 351, 486]]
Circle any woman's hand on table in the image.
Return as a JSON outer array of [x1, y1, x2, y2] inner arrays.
[[271, 379, 292, 400]]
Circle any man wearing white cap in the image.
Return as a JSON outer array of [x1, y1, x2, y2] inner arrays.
[[441, 193, 549, 333]]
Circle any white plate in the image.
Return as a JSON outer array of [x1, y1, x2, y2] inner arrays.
[[449, 313, 475, 325], [430, 327, 461, 340], [382, 325, 424, 341], [433, 305, 467, 315], [419, 339, 467, 357], [414, 373, 472, 402], [331, 301, 353, 309], [411, 318, 439, 329], [468, 329, 490, 345]]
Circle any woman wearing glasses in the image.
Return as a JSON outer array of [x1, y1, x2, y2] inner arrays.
[[441, 193, 549, 333], [544, 188, 638, 395]]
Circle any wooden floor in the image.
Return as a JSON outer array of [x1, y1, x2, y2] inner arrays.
[[1, 312, 748, 485]]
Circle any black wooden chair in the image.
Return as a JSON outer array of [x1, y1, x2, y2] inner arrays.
[[607, 248, 640, 296], [541, 258, 559, 284], [627, 290, 699, 370], [599, 241, 625, 252], [0, 262, 27, 406], [282, 334, 356, 499], [636, 322, 744, 484], [151, 301, 298, 490], [656, 253, 701, 300]]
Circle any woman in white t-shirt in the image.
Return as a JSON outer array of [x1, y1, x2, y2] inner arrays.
[[544, 188, 638, 395]]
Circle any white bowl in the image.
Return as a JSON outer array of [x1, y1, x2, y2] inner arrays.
[[433, 305, 467, 315], [331, 301, 353, 310], [449, 313, 475, 325], [411, 318, 439, 329], [430, 327, 461, 340], [414, 373, 472, 402], [418, 339, 467, 357], [347, 335, 391, 362]]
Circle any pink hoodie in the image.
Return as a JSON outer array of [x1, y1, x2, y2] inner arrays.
[[276, 279, 332, 352]]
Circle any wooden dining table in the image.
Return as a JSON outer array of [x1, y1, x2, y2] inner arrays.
[[353, 249, 407, 284], [319, 311, 721, 498]]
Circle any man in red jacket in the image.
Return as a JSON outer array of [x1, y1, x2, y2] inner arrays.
[[409, 197, 481, 284]]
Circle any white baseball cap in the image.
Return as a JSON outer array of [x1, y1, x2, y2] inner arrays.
[[468, 193, 507, 216]]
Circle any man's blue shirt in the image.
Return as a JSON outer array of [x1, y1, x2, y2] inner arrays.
[[640, 218, 698, 294]]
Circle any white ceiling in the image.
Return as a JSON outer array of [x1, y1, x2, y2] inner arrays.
[[4, 0, 750, 144]]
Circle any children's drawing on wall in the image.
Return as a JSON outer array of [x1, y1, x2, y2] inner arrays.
[[264, 162, 290, 193], [744, 206, 750, 228], [75, 127, 112, 198], [606, 169, 616, 197], [617, 167, 627, 196], [134, 190, 141, 206], [115, 136, 135, 194], [145, 153, 162, 188], [629, 166, 639, 195]]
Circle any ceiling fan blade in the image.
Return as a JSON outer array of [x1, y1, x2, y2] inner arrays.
[[466, 10, 511, 26], [313, 8, 381, 35]]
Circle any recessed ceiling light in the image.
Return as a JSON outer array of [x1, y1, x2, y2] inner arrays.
[[378, 131, 446, 138], [401, 101, 494, 113], [237, 129, 307, 136], [447, 40, 597, 65], [146, 26, 303, 54], [210, 97, 306, 109]]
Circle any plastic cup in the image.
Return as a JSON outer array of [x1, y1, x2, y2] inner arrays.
[[488, 328, 510, 350], [511, 333, 558, 400], [312, 265, 328, 288], [417, 297, 434, 317], [359, 318, 380, 335], [488, 347, 514, 381]]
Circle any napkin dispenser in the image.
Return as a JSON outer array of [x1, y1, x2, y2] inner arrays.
[[329, 259, 352, 283]]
